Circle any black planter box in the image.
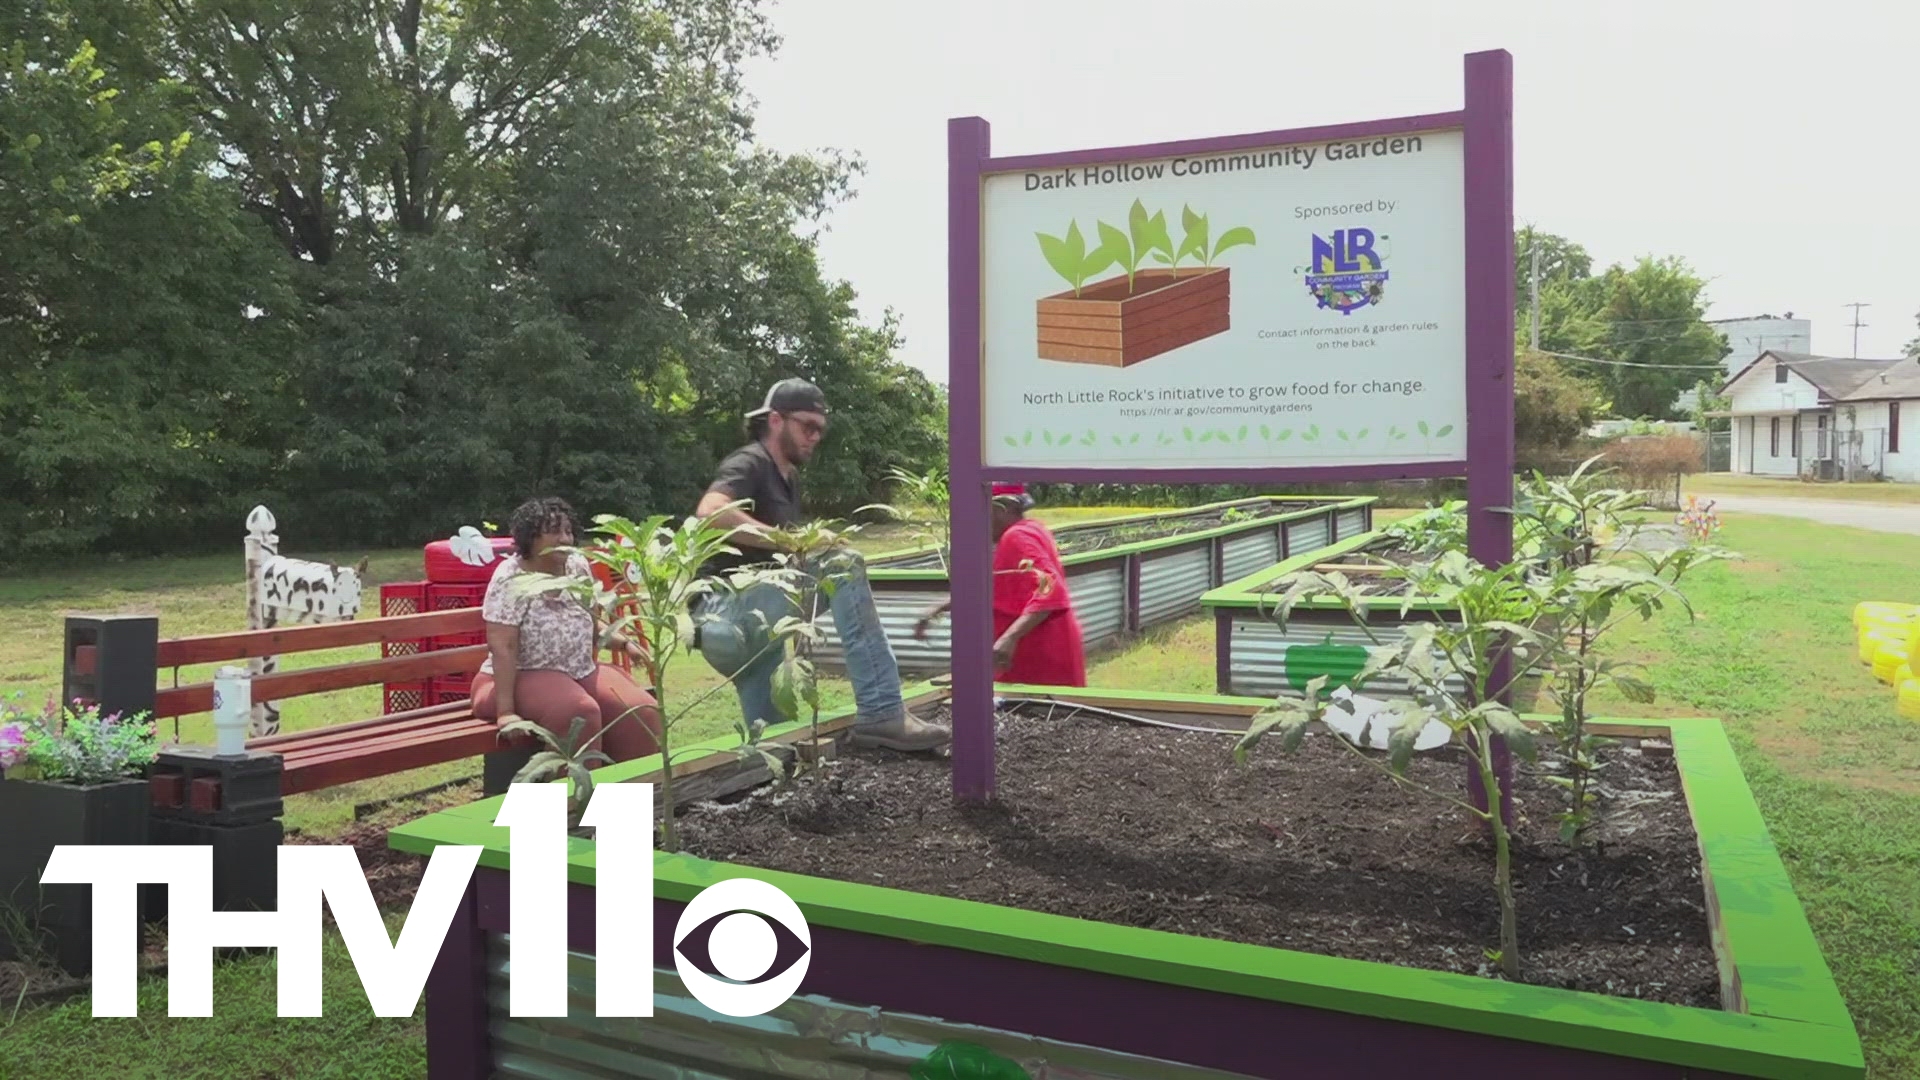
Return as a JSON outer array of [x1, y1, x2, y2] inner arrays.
[[0, 775, 150, 976], [143, 817, 282, 919]]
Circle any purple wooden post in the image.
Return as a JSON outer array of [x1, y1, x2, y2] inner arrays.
[[949, 116, 995, 803], [1462, 49, 1517, 827], [424, 880, 488, 1078]]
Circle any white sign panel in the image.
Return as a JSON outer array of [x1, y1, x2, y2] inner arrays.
[[980, 128, 1467, 469]]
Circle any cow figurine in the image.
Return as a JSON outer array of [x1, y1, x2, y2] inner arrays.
[[245, 505, 367, 737]]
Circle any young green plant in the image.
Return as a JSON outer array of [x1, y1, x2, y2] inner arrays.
[[1503, 456, 1732, 844], [1236, 551, 1559, 980], [508, 503, 809, 845]]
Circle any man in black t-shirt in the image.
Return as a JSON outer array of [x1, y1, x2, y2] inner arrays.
[[690, 378, 951, 753]]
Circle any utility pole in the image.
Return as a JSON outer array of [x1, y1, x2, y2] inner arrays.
[[1528, 236, 1541, 350], [1845, 302, 1870, 357]]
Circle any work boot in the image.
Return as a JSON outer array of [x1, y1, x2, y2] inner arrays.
[[850, 712, 952, 752]]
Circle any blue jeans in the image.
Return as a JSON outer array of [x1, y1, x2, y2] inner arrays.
[[693, 548, 905, 730]]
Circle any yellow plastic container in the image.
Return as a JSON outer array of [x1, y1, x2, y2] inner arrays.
[[1898, 663, 1914, 688], [1901, 679, 1920, 721], [1855, 601, 1918, 629], [1860, 629, 1906, 664], [1873, 645, 1910, 684]]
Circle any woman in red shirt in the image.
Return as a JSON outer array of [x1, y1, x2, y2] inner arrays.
[[916, 484, 1086, 687]]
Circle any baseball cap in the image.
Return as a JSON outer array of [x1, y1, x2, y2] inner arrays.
[[991, 482, 1035, 510], [745, 378, 829, 419]]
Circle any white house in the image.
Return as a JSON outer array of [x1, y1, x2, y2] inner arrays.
[[1720, 351, 1920, 482]]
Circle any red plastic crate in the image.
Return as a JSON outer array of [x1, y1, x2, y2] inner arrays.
[[427, 582, 487, 611], [385, 680, 429, 715], [380, 582, 428, 657], [429, 673, 476, 707]]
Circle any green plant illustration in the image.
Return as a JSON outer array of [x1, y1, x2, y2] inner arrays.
[[1418, 419, 1455, 450], [1301, 424, 1322, 443], [1389, 425, 1409, 442], [1034, 221, 1116, 297], [1038, 200, 1256, 297], [1165, 203, 1257, 268]]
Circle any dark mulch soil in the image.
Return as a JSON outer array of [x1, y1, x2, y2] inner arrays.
[[674, 704, 1722, 1008], [293, 820, 429, 912]]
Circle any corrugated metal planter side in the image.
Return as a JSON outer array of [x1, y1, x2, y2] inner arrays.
[[1069, 561, 1128, 648], [478, 944, 1256, 1080], [1136, 544, 1213, 626], [1284, 515, 1331, 558], [1336, 506, 1370, 540], [1220, 615, 1466, 700], [808, 586, 952, 675], [1220, 527, 1281, 584]]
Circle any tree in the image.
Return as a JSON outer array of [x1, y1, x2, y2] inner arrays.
[[1904, 309, 1919, 359], [1514, 349, 1602, 454], [1568, 257, 1729, 420], [1515, 228, 1594, 315], [0, 17, 296, 558]]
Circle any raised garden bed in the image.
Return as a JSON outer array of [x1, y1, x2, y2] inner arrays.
[[1203, 530, 1464, 700], [811, 495, 1376, 676], [391, 685, 1864, 1080]]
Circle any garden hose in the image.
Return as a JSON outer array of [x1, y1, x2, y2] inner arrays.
[[1873, 645, 1910, 685], [994, 696, 1249, 736], [1900, 679, 1920, 722]]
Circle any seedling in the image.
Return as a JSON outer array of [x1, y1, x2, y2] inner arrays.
[[1035, 220, 1117, 297], [1038, 201, 1257, 297], [1165, 203, 1256, 268]]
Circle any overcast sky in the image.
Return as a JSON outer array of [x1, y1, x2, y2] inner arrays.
[[736, 0, 1914, 384]]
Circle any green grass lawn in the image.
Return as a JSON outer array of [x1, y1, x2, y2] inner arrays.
[[5, 506, 1913, 1076], [1686, 472, 1920, 505]]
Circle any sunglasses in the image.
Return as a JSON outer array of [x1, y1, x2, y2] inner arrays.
[[781, 414, 828, 438]]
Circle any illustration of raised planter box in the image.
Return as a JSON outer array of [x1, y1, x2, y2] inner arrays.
[[392, 684, 1864, 1080], [808, 495, 1376, 676], [1036, 202, 1253, 368]]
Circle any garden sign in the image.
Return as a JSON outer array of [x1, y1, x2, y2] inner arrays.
[[946, 50, 1516, 800]]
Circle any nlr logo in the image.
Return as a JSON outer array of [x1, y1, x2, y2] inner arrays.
[[1302, 227, 1390, 314], [39, 783, 810, 1019]]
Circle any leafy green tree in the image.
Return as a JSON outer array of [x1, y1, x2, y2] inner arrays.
[[1513, 349, 1602, 455], [0, 17, 296, 557], [1514, 228, 1593, 314]]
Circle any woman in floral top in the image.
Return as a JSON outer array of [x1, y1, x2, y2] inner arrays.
[[470, 497, 661, 761]]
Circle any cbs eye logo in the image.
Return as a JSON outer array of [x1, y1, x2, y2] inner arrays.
[[672, 878, 812, 1016]]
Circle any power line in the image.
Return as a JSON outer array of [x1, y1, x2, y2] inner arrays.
[[1537, 350, 1727, 372]]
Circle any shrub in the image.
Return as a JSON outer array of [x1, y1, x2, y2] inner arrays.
[[1601, 433, 1702, 504]]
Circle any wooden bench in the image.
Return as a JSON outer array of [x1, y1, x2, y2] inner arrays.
[[75, 588, 645, 798]]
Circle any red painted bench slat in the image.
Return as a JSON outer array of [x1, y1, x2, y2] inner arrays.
[[155, 607, 486, 668], [278, 718, 502, 796], [153, 645, 486, 718], [247, 700, 474, 749]]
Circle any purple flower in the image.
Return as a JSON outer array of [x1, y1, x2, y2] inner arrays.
[[0, 724, 26, 771]]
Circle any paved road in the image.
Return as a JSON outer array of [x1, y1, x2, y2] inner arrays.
[[1696, 495, 1920, 536]]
